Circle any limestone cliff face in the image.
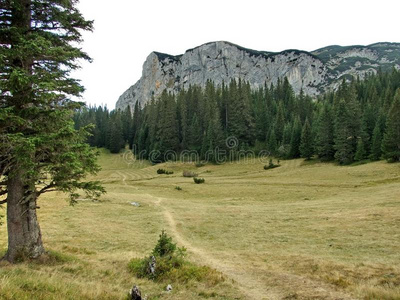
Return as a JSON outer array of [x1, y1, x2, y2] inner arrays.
[[116, 41, 400, 110]]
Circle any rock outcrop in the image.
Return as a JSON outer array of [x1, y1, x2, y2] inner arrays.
[[116, 41, 400, 110]]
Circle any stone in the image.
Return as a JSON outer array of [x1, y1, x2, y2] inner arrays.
[[166, 284, 172, 292], [129, 285, 142, 300], [130, 202, 140, 207], [116, 41, 400, 110], [148, 255, 156, 276]]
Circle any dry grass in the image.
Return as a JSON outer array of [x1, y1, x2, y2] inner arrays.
[[1, 149, 400, 299]]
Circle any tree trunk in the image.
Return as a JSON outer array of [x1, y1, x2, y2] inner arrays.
[[4, 173, 44, 263]]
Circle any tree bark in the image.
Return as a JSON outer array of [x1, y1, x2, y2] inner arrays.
[[4, 172, 44, 263]]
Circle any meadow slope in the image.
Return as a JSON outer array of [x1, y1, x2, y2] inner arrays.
[[1, 150, 400, 299]]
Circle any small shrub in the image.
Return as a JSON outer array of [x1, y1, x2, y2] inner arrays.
[[157, 169, 173, 175], [128, 230, 224, 286], [264, 159, 280, 170], [193, 177, 205, 184], [153, 230, 177, 257], [183, 170, 198, 177], [175, 186, 182, 191], [195, 162, 205, 168], [128, 230, 186, 281]]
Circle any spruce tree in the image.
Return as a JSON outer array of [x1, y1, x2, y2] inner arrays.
[[289, 117, 302, 159], [158, 91, 179, 159], [187, 114, 203, 153], [267, 128, 278, 156], [0, 0, 104, 262], [316, 104, 335, 161], [334, 100, 354, 164], [382, 90, 400, 162], [369, 120, 383, 161], [274, 104, 285, 144], [354, 138, 367, 161], [300, 118, 313, 160]]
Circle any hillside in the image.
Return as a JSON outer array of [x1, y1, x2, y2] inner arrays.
[[116, 41, 400, 110]]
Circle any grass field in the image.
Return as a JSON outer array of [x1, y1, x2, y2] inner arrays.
[[1, 149, 400, 299]]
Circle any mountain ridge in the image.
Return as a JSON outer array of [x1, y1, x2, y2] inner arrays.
[[116, 41, 400, 110]]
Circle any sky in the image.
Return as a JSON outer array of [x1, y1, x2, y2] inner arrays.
[[72, 0, 400, 109]]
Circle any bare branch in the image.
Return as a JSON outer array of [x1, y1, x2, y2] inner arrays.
[[37, 182, 56, 196], [0, 190, 7, 196], [0, 199, 6, 205]]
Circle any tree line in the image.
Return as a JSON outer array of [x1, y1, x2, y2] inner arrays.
[[74, 69, 400, 164]]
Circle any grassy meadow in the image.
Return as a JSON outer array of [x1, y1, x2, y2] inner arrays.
[[1, 149, 400, 299]]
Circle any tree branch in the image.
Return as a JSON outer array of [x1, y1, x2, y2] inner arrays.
[[0, 199, 6, 205], [0, 190, 7, 196], [37, 182, 56, 196]]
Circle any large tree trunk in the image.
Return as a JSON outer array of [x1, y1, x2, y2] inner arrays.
[[4, 173, 44, 263]]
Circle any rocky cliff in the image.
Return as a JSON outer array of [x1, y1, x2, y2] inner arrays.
[[116, 41, 400, 110]]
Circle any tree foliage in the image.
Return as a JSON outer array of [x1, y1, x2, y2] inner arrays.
[[75, 70, 400, 165], [0, 0, 105, 262]]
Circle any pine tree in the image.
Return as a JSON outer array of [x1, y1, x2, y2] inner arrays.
[[300, 118, 313, 160], [267, 128, 278, 156], [130, 101, 142, 151], [289, 117, 302, 159], [158, 91, 179, 160], [282, 123, 293, 146], [187, 114, 203, 153], [369, 120, 383, 161], [334, 100, 355, 164], [274, 104, 285, 144], [0, 0, 104, 263], [108, 121, 125, 154], [227, 79, 254, 144], [382, 90, 400, 162], [316, 104, 335, 161], [354, 138, 367, 161], [254, 88, 270, 142]]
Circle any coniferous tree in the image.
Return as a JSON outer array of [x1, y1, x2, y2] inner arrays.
[[108, 121, 125, 153], [282, 123, 293, 147], [300, 118, 313, 160], [334, 100, 355, 164], [289, 117, 302, 158], [267, 128, 278, 155], [382, 90, 400, 162], [316, 104, 335, 161], [158, 91, 179, 160], [354, 138, 367, 161], [0, 0, 104, 263], [274, 104, 285, 144], [369, 120, 383, 161], [187, 114, 203, 153], [227, 80, 254, 144]]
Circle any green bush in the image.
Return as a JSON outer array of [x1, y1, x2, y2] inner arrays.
[[264, 159, 280, 170], [128, 230, 224, 285], [153, 230, 177, 257], [175, 186, 182, 191], [128, 230, 185, 281], [193, 177, 205, 184], [195, 162, 205, 168], [157, 169, 173, 175]]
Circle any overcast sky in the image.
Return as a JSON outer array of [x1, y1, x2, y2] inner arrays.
[[72, 0, 400, 109]]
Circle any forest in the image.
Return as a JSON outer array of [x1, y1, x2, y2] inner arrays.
[[74, 69, 400, 164]]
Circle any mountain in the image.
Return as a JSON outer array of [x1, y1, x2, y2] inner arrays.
[[116, 41, 400, 110]]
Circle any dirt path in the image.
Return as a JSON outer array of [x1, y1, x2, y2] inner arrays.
[[144, 194, 356, 300], [118, 171, 127, 185], [149, 194, 280, 300]]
